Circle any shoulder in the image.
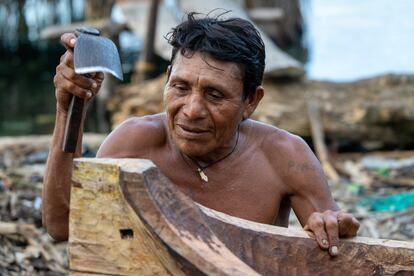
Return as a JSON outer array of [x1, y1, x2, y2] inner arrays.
[[243, 119, 307, 156], [97, 113, 167, 158], [245, 119, 324, 189]]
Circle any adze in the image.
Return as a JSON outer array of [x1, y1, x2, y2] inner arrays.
[[62, 27, 123, 153]]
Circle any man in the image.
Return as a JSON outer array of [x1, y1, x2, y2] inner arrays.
[[43, 13, 359, 257]]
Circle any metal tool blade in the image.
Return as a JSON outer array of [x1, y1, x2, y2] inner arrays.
[[74, 34, 123, 81], [62, 27, 123, 153]]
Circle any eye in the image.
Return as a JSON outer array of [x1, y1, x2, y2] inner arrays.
[[173, 83, 189, 93], [207, 89, 224, 100]]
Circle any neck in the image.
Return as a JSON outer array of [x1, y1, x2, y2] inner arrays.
[[185, 126, 240, 168]]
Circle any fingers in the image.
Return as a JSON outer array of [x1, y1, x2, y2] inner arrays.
[[54, 32, 105, 112], [93, 72, 105, 82], [305, 211, 341, 257], [56, 64, 98, 98], [54, 70, 92, 100], [60, 51, 75, 69], [306, 210, 360, 258], [91, 72, 105, 90], [323, 211, 339, 256], [305, 212, 330, 250], [60, 33, 77, 51], [338, 211, 360, 237]]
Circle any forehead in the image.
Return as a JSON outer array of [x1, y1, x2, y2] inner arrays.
[[170, 51, 243, 82]]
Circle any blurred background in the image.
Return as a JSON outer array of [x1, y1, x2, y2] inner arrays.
[[0, 0, 413, 274]]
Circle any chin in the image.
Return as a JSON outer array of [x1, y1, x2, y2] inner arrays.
[[171, 129, 207, 152], [176, 140, 210, 157]]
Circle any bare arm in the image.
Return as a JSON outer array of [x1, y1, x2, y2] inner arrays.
[[274, 133, 359, 256], [42, 33, 103, 241], [285, 136, 339, 223]]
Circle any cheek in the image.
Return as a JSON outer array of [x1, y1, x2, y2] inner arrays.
[[164, 91, 179, 113], [211, 106, 243, 136]]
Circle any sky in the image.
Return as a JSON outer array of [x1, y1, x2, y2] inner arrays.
[[305, 0, 414, 81]]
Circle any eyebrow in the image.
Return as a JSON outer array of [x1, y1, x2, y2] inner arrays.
[[169, 74, 230, 93], [169, 75, 188, 83]]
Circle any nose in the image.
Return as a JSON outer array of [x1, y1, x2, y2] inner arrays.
[[182, 93, 208, 120]]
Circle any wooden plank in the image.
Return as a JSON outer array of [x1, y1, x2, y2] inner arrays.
[[70, 158, 258, 275], [70, 158, 414, 275], [200, 206, 414, 275], [115, 0, 304, 77], [120, 161, 259, 275], [69, 159, 183, 275]]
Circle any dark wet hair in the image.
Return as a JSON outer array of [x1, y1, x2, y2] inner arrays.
[[166, 12, 265, 100]]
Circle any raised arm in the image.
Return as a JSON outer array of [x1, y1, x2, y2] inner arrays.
[[42, 33, 104, 241], [278, 133, 359, 256]]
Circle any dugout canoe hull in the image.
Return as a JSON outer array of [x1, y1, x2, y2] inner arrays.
[[69, 158, 414, 275]]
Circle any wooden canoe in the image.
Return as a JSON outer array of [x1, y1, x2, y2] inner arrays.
[[69, 158, 414, 275]]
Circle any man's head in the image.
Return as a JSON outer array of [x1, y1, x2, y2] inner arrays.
[[163, 13, 265, 160], [167, 12, 266, 100]]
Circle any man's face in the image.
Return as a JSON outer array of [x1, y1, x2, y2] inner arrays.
[[164, 52, 247, 159]]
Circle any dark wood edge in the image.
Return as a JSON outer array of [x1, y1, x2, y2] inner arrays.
[[119, 166, 259, 276], [83, 158, 414, 276]]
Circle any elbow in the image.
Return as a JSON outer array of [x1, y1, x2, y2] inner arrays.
[[44, 222, 69, 242], [42, 214, 69, 242]]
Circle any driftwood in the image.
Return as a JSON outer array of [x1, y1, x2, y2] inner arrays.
[[0, 134, 104, 153], [0, 222, 67, 274], [306, 99, 340, 183], [69, 158, 414, 275], [109, 74, 414, 149]]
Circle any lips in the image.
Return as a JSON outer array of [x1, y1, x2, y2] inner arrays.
[[176, 123, 211, 139], [179, 124, 208, 133]]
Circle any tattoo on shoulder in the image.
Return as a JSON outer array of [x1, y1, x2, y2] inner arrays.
[[287, 160, 320, 173]]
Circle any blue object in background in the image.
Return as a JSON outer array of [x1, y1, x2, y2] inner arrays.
[[359, 192, 414, 212]]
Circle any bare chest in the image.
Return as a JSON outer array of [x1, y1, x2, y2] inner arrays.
[[152, 151, 290, 226]]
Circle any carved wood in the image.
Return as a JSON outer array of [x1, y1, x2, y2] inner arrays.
[[69, 158, 414, 275], [69, 159, 183, 275]]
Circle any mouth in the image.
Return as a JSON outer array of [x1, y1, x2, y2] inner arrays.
[[176, 124, 211, 139]]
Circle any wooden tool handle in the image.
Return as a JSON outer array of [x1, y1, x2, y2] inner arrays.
[[61, 27, 101, 153], [62, 95, 85, 153]]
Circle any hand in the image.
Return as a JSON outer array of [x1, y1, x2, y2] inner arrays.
[[304, 210, 360, 257], [53, 33, 104, 113]]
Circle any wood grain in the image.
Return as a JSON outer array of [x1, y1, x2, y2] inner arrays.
[[69, 158, 414, 275], [69, 158, 181, 275]]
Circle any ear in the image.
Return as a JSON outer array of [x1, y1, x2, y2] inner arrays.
[[242, 86, 264, 120]]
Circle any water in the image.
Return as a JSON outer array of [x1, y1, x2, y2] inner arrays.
[[305, 0, 414, 81]]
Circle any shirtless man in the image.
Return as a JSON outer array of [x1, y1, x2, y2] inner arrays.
[[43, 14, 359, 257]]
